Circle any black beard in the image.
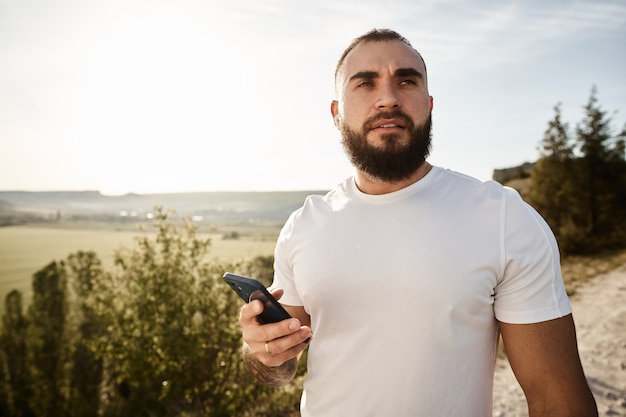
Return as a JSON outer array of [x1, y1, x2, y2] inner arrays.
[[341, 111, 432, 183]]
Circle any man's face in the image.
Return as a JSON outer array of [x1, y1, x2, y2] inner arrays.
[[332, 40, 433, 182]]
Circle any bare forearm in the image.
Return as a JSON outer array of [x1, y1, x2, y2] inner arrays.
[[528, 399, 598, 417], [242, 343, 298, 387]]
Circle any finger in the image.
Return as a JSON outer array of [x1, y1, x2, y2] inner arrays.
[[261, 328, 312, 367], [242, 315, 301, 350], [264, 317, 302, 342], [254, 318, 301, 347], [240, 287, 284, 324], [239, 299, 264, 324], [268, 287, 284, 300], [245, 318, 304, 356], [262, 341, 309, 367], [265, 326, 312, 355]]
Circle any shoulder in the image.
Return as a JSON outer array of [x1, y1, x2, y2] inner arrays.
[[292, 178, 354, 218], [429, 166, 522, 207], [279, 178, 354, 236]]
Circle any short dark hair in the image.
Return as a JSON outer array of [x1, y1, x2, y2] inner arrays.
[[334, 29, 427, 82]]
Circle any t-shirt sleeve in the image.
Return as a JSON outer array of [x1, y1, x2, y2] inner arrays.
[[271, 210, 305, 307], [494, 190, 572, 324]]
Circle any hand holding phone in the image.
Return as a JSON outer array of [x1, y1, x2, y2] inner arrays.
[[223, 272, 292, 324]]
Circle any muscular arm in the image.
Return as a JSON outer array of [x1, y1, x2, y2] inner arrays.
[[499, 314, 597, 417], [239, 292, 311, 387]]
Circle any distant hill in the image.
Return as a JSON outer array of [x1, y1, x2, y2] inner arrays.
[[1, 161, 537, 227], [0, 190, 328, 226]]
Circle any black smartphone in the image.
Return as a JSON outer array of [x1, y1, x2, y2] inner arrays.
[[223, 272, 292, 324]]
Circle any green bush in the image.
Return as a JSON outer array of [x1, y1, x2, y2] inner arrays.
[[0, 208, 303, 416]]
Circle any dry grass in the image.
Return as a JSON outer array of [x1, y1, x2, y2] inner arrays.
[[561, 247, 626, 296], [0, 224, 279, 313]]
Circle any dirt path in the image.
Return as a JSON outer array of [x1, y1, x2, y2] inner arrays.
[[493, 263, 626, 417]]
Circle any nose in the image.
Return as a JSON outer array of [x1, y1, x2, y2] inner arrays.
[[376, 84, 401, 109]]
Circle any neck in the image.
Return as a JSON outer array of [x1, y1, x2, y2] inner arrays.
[[354, 162, 433, 195]]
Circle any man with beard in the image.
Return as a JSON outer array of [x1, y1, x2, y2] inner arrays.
[[238, 29, 597, 417]]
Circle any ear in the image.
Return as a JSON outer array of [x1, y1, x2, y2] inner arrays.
[[331, 100, 342, 128], [429, 96, 434, 111], [330, 100, 339, 118]]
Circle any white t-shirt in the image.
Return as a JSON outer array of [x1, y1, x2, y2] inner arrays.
[[273, 166, 571, 417]]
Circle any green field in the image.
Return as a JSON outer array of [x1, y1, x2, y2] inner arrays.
[[0, 224, 280, 311]]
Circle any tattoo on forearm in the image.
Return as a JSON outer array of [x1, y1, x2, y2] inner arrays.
[[242, 343, 297, 387]]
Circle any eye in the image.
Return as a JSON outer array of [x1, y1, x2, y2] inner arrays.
[[357, 80, 374, 88], [399, 79, 417, 86]]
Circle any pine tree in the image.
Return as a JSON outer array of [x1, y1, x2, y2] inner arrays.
[[575, 86, 626, 249], [609, 122, 626, 162], [527, 104, 581, 253], [604, 121, 626, 244]]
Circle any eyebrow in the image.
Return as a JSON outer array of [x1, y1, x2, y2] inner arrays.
[[349, 67, 424, 83], [395, 67, 423, 79]]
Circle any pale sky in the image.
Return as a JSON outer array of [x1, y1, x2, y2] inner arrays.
[[1, 0, 625, 195]]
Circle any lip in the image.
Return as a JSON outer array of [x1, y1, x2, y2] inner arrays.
[[371, 119, 405, 130]]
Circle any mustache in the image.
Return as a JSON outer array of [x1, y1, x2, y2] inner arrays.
[[363, 110, 414, 130]]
